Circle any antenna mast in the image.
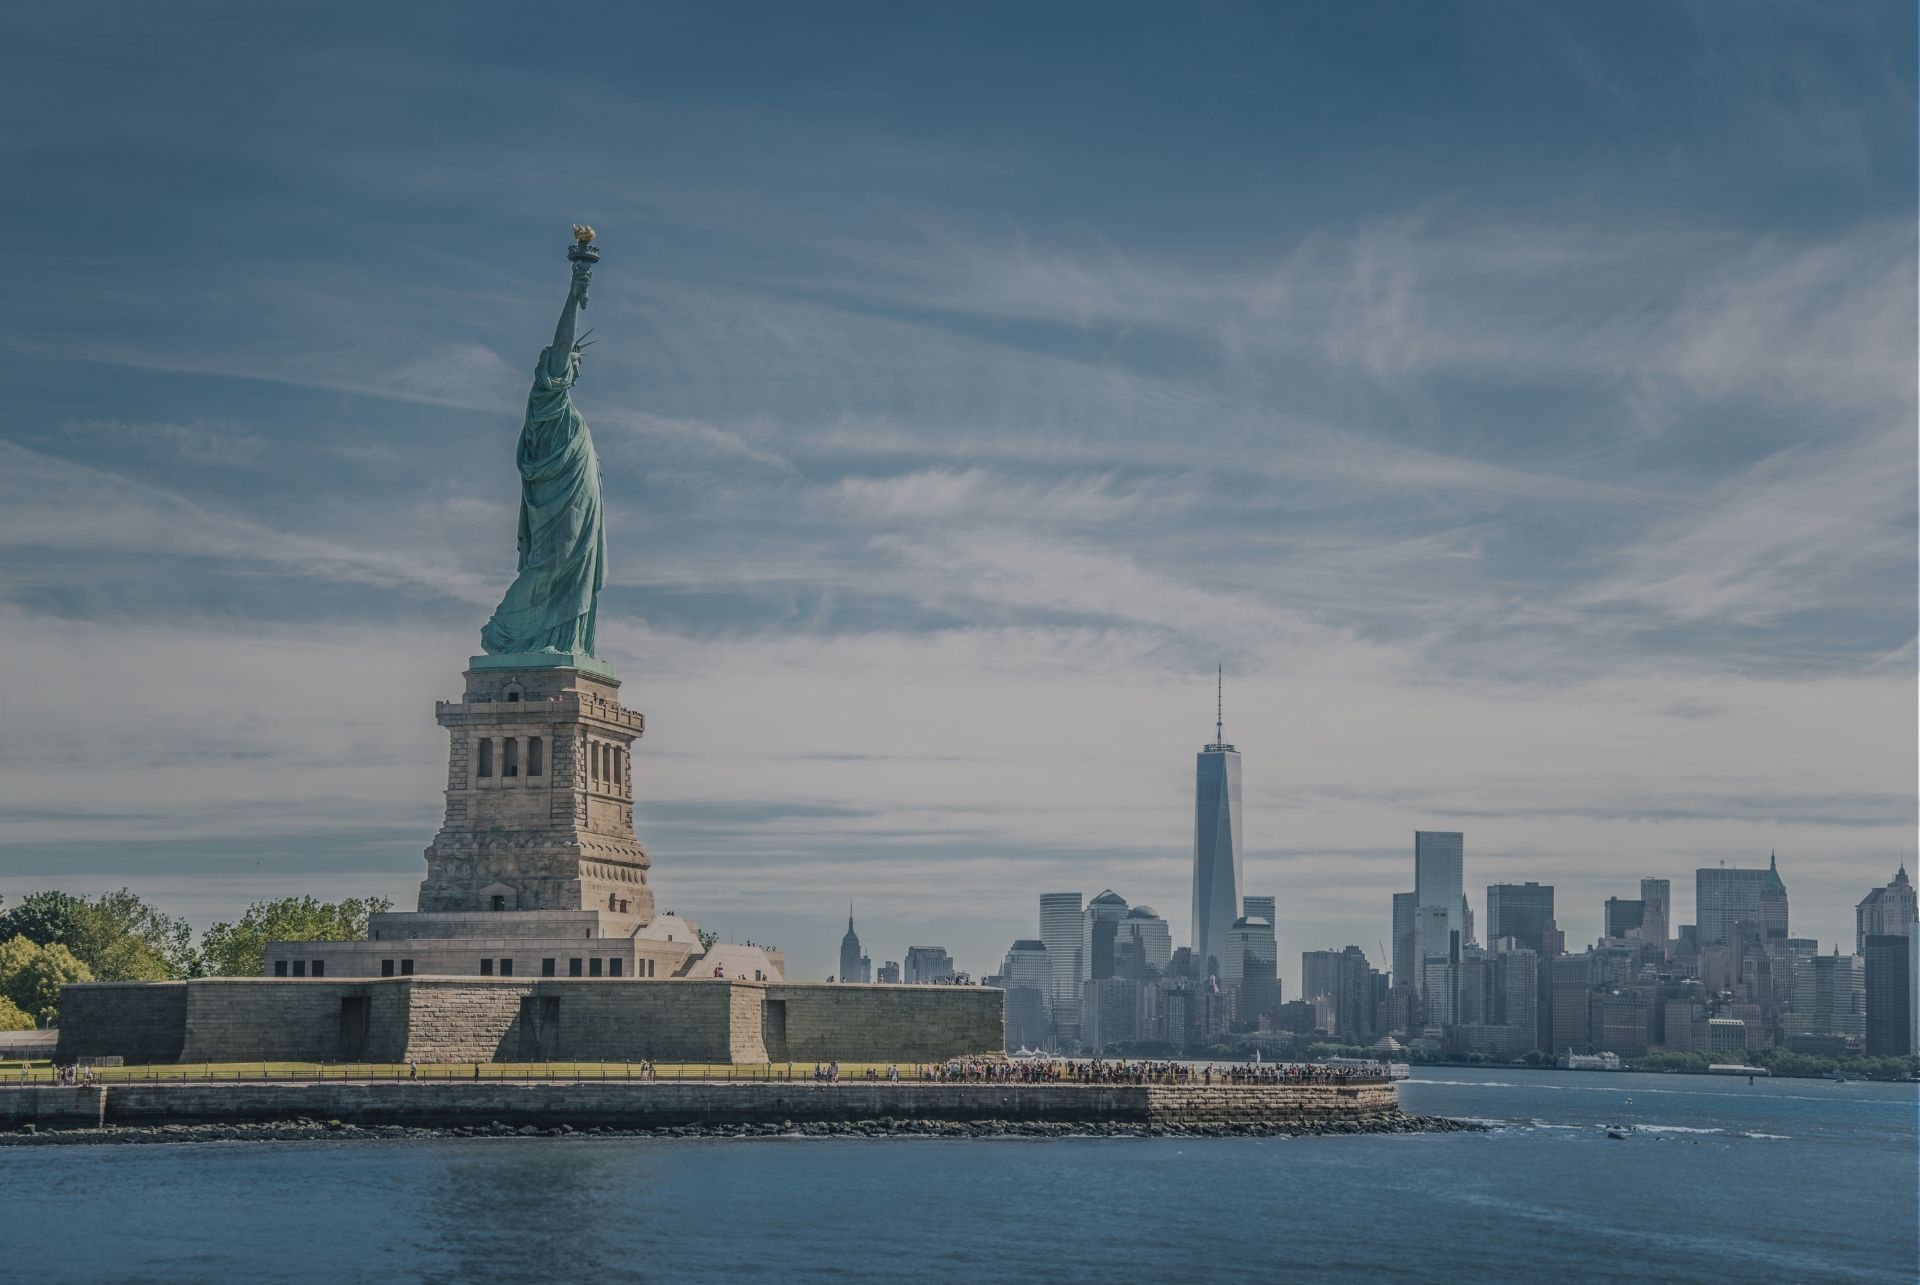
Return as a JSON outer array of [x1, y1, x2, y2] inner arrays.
[[1216, 664, 1223, 746]]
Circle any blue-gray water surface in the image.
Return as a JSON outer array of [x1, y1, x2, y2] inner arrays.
[[2, 1067, 1914, 1283]]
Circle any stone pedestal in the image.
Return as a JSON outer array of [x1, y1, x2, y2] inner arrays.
[[417, 656, 653, 923]]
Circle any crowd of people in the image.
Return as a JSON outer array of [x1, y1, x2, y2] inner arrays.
[[922, 1057, 1390, 1085]]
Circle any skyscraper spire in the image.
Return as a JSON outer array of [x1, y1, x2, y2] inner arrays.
[[1216, 663, 1224, 746]]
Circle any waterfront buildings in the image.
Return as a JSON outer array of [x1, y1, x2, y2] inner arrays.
[[1696, 855, 1789, 947], [1863, 934, 1917, 1056], [1784, 953, 1866, 1047], [838, 908, 870, 983], [1191, 676, 1243, 980]]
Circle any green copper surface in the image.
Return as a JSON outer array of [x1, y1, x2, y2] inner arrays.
[[480, 247, 607, 658], [468, 651, 618, 680]]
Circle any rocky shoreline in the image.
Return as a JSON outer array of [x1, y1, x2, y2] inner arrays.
[[2, 1111, 1479, 1147]]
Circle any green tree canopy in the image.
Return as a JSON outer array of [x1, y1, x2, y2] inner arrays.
[[0, 995, 35, 1032], [0, 936, 93, 1026], [0, 889, 194, 981], [0, 891, 86, 949], [198, 896, 392, 977]]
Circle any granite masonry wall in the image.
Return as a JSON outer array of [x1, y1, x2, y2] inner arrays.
[[51, 983, 188, 1066], [54, 978, 1002, 1066], [768, 983, 1005, 1063], [0, 1079, 1401, 1130]]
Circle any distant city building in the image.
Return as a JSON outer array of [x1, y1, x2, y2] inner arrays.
[[1708, 1017, 1747, 1053], [1121, 905, 1173, 978], [1084, 890, 1130, 981], [903, 945, 955, 984], [1224, 916, 1280, 1018], [1243, 895, 1275, 926], [1391, 891, 1417, 988], [876, 960, 901, 984], [1191, 673, 1244, 980], [1604, 897, 1645, 943], [1487, 882, 1556, 957], [1414, 832, 1464, 997], [1863, 933, 1917, 1057], [1856, 864, 1917, 953], [1039, 892, 1084, 1040], [1300, 946, 1375, 1042], [838, 907, 870, 983], [1640, 878, 1672, 955], [1696, 855, 1788, 948], [1784, 953, 1865, 1044], [1000, 940, 1051, 1051]]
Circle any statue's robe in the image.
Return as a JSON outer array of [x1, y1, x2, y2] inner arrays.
[[480, 347, 606, 656]]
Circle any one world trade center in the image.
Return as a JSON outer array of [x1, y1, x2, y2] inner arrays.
[[1191, 668, 1243, 978]]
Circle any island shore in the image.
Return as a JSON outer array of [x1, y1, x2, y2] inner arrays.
[[2, 1110, 1478, 1146]]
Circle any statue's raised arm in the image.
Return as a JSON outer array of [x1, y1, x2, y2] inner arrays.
[[479, 227, 609, 660], [544, 226, 597, 382]]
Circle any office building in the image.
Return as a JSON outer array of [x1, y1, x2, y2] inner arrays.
[[1415, 832, 1464, 990], [838, 907, 870, 983], [1413, 902, 1452, 1002], [1243, 895, 1275, 926], [1191, 672, 1244, 979], [1863, 933, 1917, 1057], [904, 945, 955, 984], [1604, 897, 1645, 943], [1121, 905, 1174, 978], [1856, 864, 1917, 953], [1000, 940, 1051, 1051], [1039, 892, 1084, 1038], [875, 960, 901, 984], [1487, 882, 1556, 957], [1300, 945, 1375, 1042], [1640, 878, 1671, 955], [1392, 891, 1417, 988], [1785, 953, 1865, 1044], [1696, 855, 1789, 948], [1084, 889, 1130, 981], [1224, 916, 1280, 1018]]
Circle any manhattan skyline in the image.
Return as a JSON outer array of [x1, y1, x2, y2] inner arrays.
[[0, 3, 1913, 982]]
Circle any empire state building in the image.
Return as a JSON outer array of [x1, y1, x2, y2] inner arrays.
[[1190, 669, 1244, 979]]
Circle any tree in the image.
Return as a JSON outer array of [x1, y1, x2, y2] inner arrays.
[[198, 896, 392, 977], [0, 996, 34, 1031], [698, 929, 719, 952], [0, 936, 93, 1026], [0, 889, 195, 981], [70, 889, 197, 980], [0, 891, 86, 949]]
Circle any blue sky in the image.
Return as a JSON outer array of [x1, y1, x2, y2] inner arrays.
[[1, 1, 1913, 981]]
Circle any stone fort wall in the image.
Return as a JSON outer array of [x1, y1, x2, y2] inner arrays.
[[54, 978, 1002, 1067]]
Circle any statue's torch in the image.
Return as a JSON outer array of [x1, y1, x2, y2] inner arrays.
[[568, 224, 599, 307]]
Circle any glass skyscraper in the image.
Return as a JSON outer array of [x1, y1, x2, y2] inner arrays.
[[1414, 831, 1464, 994], [1039, 892, 1084, 1039], [1191, 679, 1243, 980], [1487, 882, 1555, 956]]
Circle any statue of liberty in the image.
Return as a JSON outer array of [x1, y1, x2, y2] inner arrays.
[[480, 227, 608, 659]]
